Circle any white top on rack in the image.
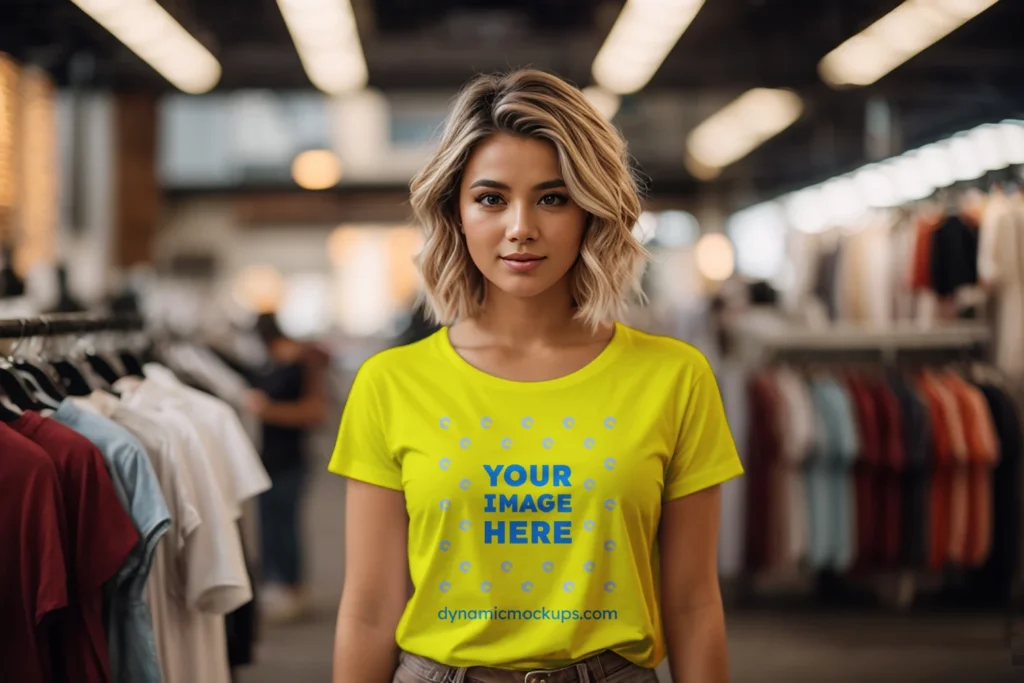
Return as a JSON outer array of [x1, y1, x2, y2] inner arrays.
[[728, 309, 990, 353]]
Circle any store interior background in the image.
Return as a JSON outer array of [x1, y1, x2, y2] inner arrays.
[[3, 0, 1024, 681]]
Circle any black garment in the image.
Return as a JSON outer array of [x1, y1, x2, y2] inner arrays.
[[227, 522, 258, 669], [929, 216, 979, 297], [889, 374, 932, 569], [969, 385, 1022, 602], [250, 358, 308, 474]]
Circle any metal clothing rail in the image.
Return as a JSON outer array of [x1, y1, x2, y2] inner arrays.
[[0, 313, 145, 339], [728, 310, 992, 365]]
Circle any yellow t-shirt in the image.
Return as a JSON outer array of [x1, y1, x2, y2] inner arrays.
[[328, 322, 743, 670]]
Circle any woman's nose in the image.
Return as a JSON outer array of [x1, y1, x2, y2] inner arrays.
[[506, 203, 538, 242]]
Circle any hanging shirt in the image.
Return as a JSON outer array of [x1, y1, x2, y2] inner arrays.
[[73, 391, 212, 683], [887, 374, 931, 569], [328, 323, 743, 670], [807, 378, 860, 572], [0, 424, 68, 683], [102, 382, 254, 683], [7, 412, 140, 683], [929, 215, 979, 298], [978, 193, 1024, 381], [135, 363, 271, 504], [51, 401, 171, 683], [771, 368, 814, 569]]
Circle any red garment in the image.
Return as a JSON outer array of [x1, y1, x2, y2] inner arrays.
[[945, 375, 1001, 567], [910, 214, 942, 291], [0, 424, 68, 683], [9, 412, 139, 683], [845, 375, 880, 572], [916, 375, 951, 571], [868, 379, 905, 567], [744, 373, 781, 573]]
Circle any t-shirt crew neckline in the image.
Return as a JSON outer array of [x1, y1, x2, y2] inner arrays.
[[437, 321, 628, 392]]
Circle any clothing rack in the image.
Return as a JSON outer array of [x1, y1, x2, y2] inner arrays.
[[0, 312, 144, 339], [0, 310, 269, 683], [728, 309, 1024, 631], [729, 310, 992, 366]]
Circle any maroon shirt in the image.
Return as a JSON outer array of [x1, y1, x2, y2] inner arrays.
[[0, 424, 68, 683], [9, 412, 140, 683]]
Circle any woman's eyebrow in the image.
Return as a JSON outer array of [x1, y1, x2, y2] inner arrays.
[[467, 179, 565, 190]]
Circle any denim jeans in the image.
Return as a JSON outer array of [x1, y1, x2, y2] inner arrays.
[[258, 467, 306, 585], [393, 650, 659, 683]]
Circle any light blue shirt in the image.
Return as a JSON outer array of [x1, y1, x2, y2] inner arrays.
[[808, 378, 861, 572], [54, 400, 171, 683]]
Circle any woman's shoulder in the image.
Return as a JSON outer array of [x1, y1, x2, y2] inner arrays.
[[617, 322, 712, 371]]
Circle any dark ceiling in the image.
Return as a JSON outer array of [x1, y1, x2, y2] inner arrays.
[[4, 0, 1024, 204]]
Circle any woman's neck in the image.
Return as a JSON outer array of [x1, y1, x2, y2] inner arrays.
[[463, 283, 592, 347]]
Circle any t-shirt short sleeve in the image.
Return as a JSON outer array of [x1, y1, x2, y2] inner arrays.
[[77, 440, 142, 592], [328, 359, 402, 491], [24, 453, 69, 623], [663, 355, 744, 502]]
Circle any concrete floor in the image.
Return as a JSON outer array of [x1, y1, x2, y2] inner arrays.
[[237, 461, 1023, 683]]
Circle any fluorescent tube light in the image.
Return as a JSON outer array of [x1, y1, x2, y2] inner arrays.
[[685, 88, 804, 179], [592, 0, 706, 95], [818, 0, 1002, 88], [71, 0, 221, 94], [753, 119, 1024, 235], [277, 0, 368, 95]]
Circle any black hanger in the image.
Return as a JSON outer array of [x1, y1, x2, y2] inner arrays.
[[11, 365, 62, 409], [0, 323, 48, 411], [0, 362, 44, 411], [117, 349, 145, 378], [51, 359, 94, 397], [33, 318, 93, 397], [13, 360, 66, 403], [86, 352, 122, 385]]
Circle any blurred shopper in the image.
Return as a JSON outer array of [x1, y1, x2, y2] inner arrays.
[[245, 312, 328, 624], [329, 70, 742, 683]]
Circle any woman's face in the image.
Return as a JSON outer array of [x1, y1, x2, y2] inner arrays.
[[458, 133, 588, 303]]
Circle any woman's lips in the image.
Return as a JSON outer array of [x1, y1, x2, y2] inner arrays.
[[501, 255, 545, 273]]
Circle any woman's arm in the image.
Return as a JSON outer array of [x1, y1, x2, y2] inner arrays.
[[333, 479, 410, 683], [660, 485, 729, 683]]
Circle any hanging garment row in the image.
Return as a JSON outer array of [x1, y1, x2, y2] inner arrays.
[[744, 363, 1023, 595], [787, 185, 1024, 381], [0, 321, 270, 683]]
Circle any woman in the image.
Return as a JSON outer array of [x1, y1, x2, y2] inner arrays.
[[329, 70, 743, 683], [246, 313, 328, 623]]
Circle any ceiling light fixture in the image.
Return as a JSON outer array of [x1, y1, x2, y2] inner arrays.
[[592, 0, 706, 95], [694, 233, 735, 281], [747, 119, 1024, 235], [292, 149, 343, 190], [276, 0, 368, 95], [818, 0, 1002, 88], [70, 0, 221, 94], [685, 88, 804, 179]]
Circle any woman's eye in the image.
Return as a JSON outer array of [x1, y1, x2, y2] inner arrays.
[[539, 193, 568, 206], [477, 194, 504, 206]]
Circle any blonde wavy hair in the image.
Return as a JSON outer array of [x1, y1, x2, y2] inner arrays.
[[409, 69, 649, 331]]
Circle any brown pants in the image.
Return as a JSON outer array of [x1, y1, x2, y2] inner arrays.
[[393, 650, 659, 683]]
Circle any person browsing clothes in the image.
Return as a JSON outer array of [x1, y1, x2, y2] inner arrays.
[[328, 70, 744, 683], [245, 312, 328, 624]]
